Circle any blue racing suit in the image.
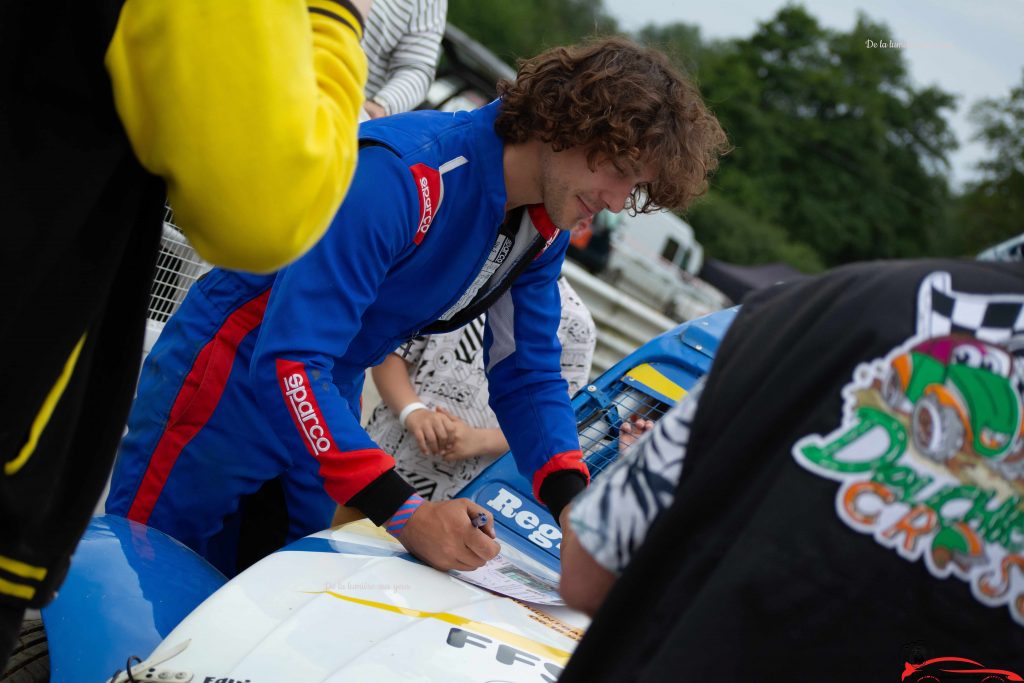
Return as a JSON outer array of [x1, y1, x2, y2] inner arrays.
[[106, 101, 589, 572]]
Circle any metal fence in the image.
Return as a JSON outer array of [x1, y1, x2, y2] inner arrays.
[[559, 259, 677, 377]]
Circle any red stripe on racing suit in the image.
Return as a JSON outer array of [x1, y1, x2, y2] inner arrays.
[[127, 290, 271, 523]]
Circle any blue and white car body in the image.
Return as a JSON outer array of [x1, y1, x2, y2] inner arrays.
[[41, 308, 737, 683]]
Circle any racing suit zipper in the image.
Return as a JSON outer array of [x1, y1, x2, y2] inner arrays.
[[395, 207, 530, 344], [422, 237, 544, 334]]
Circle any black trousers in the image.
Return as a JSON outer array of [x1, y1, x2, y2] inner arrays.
[[0, 185, 161, 628], [0, 603, 24, 674]]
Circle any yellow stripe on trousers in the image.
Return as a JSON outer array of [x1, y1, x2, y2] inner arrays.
[[0, 555, 46, 581], [0, 576, 36, 601], [4, 334, 86, 476]]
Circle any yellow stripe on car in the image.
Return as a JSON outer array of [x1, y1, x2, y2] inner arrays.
[[317, 591, 572, 664], [625, 363, 687, 403]]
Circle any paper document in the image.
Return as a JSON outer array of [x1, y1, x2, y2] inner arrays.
[[452, 540, 564, 605]]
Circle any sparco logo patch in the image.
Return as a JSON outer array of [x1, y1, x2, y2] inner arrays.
[[277, 359, 335, 456], [792, 272, 1024, 626], [409, 163, 442, 245]]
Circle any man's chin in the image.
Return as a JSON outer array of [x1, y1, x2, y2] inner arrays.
[[550, 215, 573, 231], [557, 213, 589, 231], [541, 202, 579, 230]]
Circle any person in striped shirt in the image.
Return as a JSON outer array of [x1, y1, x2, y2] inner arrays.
[[361, 0, 447, 117]]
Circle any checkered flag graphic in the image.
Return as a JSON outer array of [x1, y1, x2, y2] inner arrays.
[[918, 272, 1024, 346]]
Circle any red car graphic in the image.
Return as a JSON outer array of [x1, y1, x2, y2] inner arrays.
[[902, 656, 1023, 682]]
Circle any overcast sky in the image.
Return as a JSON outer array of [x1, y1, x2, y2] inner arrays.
[[601, 0, 1024, 187]]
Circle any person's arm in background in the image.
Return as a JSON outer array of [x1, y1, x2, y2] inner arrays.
[[371, 351, 455, 456], [560, 383, 702, 616], [364, 0, 447, 117], [371, 351, 508, 460], [435, 407, 509, 461], [559, 514, 616, 617], [105, 0, 372, 272], [434, 277, 598, 464]]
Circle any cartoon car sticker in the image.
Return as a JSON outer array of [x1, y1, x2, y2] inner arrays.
[[793, 271, 1024, 626], [882, 335, 1021, 463]]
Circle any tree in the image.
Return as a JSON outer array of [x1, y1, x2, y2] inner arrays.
[[638, 6, 959, 268], [447, 3, 965, 269], [447, 0, 619, 65], [688, 195, 825, 273], [635, 22, 703, 76], [955, 71, 1024, 255]]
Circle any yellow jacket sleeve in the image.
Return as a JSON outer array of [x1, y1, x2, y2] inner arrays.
[[106, 1, 368, 273]]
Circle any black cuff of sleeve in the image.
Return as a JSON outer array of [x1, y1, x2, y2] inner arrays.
[[539, 471, 587, 525], [347, 469, 415, 526], [311, 0, 366, 35], [334, 0, 366, 31]]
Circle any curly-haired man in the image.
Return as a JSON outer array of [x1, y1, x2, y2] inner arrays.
[[106, 37, 729, 575]]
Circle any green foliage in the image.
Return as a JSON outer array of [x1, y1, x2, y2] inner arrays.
[[637, 6, 959, 267], [445, 2, 1016, 268], [952, 71, 1024, 255], [687, 195, 825, 273], [970, 71, 1024, 182], [635, 23, 704, 75], [447, 0, 619, 64]]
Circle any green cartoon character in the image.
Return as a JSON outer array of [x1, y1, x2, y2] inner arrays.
[[882, 335, 1022, 464]]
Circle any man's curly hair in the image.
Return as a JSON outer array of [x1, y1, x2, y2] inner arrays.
[[495, 37, 729, 213]]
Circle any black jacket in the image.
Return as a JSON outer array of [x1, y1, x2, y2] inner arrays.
[[0, 0, 164, 608], [562, 259, 1024, 681]]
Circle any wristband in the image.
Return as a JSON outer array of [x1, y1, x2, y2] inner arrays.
[[384, 493, 425, 537], [398, 402, 429, 429]]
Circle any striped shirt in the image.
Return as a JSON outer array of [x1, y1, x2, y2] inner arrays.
[[362, 0, 447, 115], [569, 379, 705, 574]]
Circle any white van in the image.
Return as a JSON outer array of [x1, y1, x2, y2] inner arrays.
[[605, 210, 730, 320]]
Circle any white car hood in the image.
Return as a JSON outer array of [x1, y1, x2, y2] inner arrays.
[[146, 521, 587, 682]]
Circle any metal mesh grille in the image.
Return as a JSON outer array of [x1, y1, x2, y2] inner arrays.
[[577, 380, 672, 476], [148, 207, 210, 324]]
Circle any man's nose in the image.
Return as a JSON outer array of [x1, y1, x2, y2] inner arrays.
[[600, 181, 633, 214]]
